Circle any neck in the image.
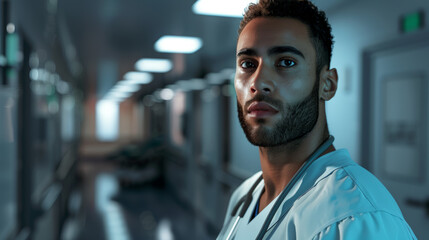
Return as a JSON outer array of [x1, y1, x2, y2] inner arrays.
[[258, 111, 335, 207]]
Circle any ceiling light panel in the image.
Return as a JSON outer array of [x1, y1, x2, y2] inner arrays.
[[192, 0, 257, 18], [123, 72, 153, 84], [154, 36, 203, 54], [105, 91, 132, 100], [135, 58, 173, 73]]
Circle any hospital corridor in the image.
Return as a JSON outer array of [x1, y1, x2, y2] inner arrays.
[[0, 0, 428, 239]]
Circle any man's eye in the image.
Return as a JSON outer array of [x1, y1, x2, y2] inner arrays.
[[240, 61, 256, 69], [277, 59, 296, 68]]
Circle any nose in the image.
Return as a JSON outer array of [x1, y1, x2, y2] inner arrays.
[[249, 64, 275, 95]]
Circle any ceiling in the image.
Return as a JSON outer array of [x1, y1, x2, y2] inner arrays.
[[11, 0, 351, 100]]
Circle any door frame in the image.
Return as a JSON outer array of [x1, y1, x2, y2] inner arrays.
[[361, 30, 429, 171]]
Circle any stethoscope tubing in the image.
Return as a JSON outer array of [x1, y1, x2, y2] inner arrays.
[[227, 174, 263, 240], [225, 217, 240, 240]]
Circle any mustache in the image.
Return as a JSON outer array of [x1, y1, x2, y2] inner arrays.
[[243, 94, 283, 112]]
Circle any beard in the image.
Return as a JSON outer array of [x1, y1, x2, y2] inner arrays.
[[237, 80, 319, 147]]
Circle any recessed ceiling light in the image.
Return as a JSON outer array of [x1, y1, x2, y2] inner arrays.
[[154, 36, 203, 54], [105, 91, 132, 99], [192, 0, 257, 18], [112, 84, 140, 93], [135, 58, 173, 73], [123, 72, 153, 84], [160, 88, 175, 101]]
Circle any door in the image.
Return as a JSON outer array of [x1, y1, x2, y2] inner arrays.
[[367, 37, 429, 239]]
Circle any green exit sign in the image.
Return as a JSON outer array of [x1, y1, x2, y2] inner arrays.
[[401, 11, 424, 33]]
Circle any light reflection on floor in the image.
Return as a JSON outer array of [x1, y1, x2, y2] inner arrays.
[[96, 174, 131, 240], [79, 161, 217, 240], [156, 219, 175, 240], [94, 173, 177, 240]]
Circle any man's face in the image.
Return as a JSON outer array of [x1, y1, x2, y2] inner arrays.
[[235, 17, 319, 147]]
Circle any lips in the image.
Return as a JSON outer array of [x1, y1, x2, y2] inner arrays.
[[247, 102, 279, 118]]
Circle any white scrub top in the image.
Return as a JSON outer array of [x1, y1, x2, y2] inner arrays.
[[217, 149, 417, 239]]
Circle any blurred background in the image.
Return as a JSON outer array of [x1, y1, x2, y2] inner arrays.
[[1, 0, 429, 239]]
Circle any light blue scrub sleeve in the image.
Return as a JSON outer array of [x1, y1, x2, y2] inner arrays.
[[311, 211, 417, 240]]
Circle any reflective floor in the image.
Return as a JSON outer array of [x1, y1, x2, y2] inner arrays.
[[76, 159, 218, 240]]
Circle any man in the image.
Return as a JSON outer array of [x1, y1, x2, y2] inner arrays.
[[217, 0, 416, 239]]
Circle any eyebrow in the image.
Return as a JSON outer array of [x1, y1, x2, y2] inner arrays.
[[237, 46, 305, 59]]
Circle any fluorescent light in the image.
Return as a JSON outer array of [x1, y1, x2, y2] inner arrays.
[[105, 91, 132, 99], [112, 84, 140, 93], [135, 58, 173, 73], [124, 78, 152, 85], [160, 88, 174, 101], [193, 0, 257, 18], [155, 36, 202, 54], [123, 72, 153, 84], [101, 72, 151, 102]]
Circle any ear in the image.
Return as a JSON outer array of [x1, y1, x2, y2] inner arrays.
[[319, 67, 338, 101]]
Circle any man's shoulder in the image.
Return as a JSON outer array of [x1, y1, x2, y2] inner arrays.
[[288, 160, 405, 236], [297, 161, 403, 216], [340, 163, 402, 213], [304, 149, 402, 215]]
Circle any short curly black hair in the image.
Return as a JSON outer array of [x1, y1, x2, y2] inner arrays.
[[239, 0, 334, 74]]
